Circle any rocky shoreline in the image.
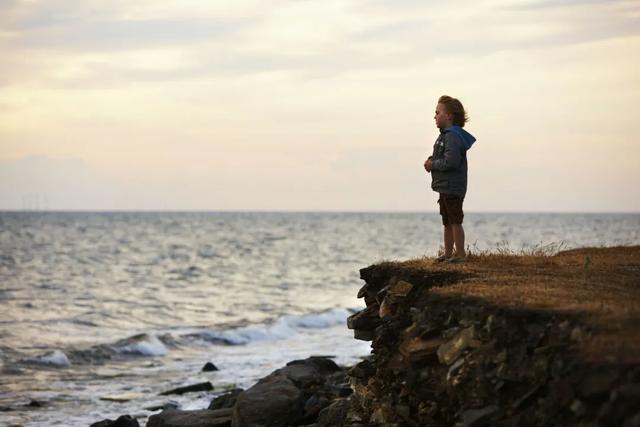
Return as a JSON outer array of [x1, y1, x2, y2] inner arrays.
[[92, 246, 640, 427]]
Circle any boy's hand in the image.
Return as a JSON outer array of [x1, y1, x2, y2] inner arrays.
[[424, 158, 433, 172]]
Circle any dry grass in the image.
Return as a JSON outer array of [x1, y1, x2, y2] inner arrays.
[[387, 245, 640, 363]]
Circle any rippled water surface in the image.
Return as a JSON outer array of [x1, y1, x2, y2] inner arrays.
[[1, 211, 639, 426]]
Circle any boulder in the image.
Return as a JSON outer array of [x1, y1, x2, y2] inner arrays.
[[146, 408, 231, 427], [232, 374, 303, 427], [316, 397, 352, 427]]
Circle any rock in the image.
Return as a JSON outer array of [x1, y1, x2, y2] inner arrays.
[[357, 284, 369, 299], [513, 385, 542, 409], [617, 383, 640, 405], [375, 285, 390, 304], [304, 393, 331, 420], [437, 326, 479, 365], [570, 326, 585, 342], [549, 379, 574, 407], [462, 405, 500, 427], [225, 356, 345, 426], [388, 280, 414, 297], [159, 382, 214, 396], [328, 383, 353, 398], [25, 399, 45, 408], [144, 402, 179, 412], [483, 315, 496, 335], [578, 370, 619, 399], [232, 374, 303, 427], [378, 297, 393, 318], [570, 399, 586, 417], [418, 400, 438, 418], [315, 397, 352, 427], [349, 358, 375, 380], [208, 388, 243, 410], [369, 404, 393, 424], [446, 357, 466, 382], [400, 335, 443, 362], [353, 329, 374, 341], [146, 408, 231, 427], [99, 393, 146, 402], [202, 362, 219, 372], [395, 404, 410, 419], [625, 412, 640, 427], [275, 357, 339, 389], [90, 415, 140, 427], [347, 306, 381, 331]]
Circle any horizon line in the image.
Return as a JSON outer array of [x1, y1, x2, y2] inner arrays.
[[1, 209, 639, 215]]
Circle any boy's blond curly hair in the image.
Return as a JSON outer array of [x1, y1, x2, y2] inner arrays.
[[438, 95, 469, 127]]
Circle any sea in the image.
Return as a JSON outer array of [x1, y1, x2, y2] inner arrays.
[[1, 211, 639, 426]]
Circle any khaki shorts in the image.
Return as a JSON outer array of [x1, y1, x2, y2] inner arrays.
[[438, 193, 464, 225]]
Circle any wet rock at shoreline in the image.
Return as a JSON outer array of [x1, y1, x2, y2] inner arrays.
[[144, 401, 179, 412], [146, 408, 231, 427], [208, 388, 243, 410], [139, 356, 352, 427], [202, 362, 219, 372], [99, 393, 146, 403], [232, 374, 303, 427], [159, 382, 213, 396], [90, 414, 140, 427], [231, 356, 350, 427]]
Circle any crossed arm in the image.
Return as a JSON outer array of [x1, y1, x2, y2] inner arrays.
[[423, 134, 462, 173]]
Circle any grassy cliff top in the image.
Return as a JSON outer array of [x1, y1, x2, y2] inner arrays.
[[369, 245, 640, 364]]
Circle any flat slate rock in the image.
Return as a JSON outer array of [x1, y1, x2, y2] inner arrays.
[[159, 382, 214, 396], [99, 393, 146, 402]]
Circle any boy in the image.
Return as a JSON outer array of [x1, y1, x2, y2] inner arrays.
[[424, 95, 476, 263]]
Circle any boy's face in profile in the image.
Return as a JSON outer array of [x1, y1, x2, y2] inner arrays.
[[434, 103, 453, 129]]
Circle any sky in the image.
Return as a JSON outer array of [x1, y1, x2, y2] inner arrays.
[[1, 0, 639, 212]]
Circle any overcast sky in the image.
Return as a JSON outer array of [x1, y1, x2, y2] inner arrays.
[[1, 0, 639, 212]]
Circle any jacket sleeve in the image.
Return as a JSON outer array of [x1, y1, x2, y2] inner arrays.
[[432, 133, 462, 172]]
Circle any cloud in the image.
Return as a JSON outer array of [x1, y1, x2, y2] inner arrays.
[[505, 0, 624, 10], [0, 1, 639, 211], [2, 0, 638, 90]]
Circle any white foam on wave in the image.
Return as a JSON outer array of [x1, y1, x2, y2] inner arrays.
[[114, 335, 168, 357], [285, 307, 352, 328], [195, 307, 356, 346], [29, 349, 71, 367]]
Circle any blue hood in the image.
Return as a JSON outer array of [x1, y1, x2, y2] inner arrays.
[[443, 126, 476, 150]]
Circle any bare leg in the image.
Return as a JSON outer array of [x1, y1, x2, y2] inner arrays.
[[443, 225, 454, 257], [452, 224, 466, 257]]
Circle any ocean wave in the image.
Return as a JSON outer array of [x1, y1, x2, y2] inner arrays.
[[25, 350, 71, 367], [14, 308, 359, 367], [187, 307, 356, 346], [285, 308, 353, 328], [111, 333, 169, 356]]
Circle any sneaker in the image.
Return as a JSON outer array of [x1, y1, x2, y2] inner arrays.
[[446, 256, 466, 264], [434, 255, 450, 263]]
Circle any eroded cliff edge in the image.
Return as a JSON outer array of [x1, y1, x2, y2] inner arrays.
[[346, 246, 640, 426]]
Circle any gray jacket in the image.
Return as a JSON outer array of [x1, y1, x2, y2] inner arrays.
[[428, 129, 473, 197]]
